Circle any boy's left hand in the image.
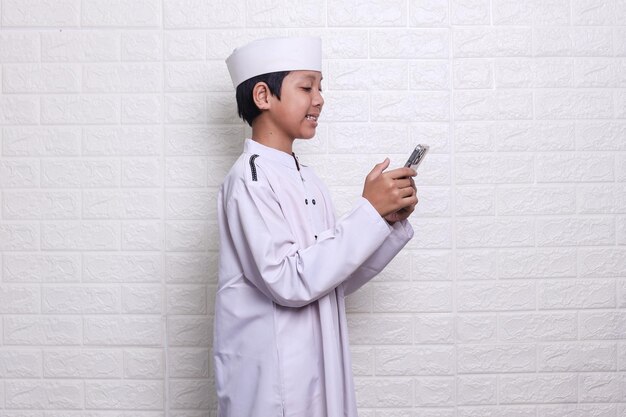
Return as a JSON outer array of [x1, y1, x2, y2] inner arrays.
[[384, 177, 418, 224]]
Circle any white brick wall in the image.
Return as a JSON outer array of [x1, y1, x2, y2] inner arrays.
[[0, 1, 625, 416]]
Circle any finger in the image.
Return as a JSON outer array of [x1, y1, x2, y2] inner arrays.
[[394, 178, 413, 189], [385, 212, 399, 223], [387, 167, 417, 179], [398, 186, 416, 199], [400, 193, 418, 205], [367, 158, 390, 180], [399, 205, 414, 216]]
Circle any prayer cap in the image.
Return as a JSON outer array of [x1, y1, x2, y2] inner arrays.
[[226, 36, 322, 88]]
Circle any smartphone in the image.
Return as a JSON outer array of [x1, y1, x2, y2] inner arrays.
[[404, 144, 429, 171]]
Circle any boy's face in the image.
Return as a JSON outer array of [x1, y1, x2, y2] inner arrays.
[[265, 70, 324, 140]]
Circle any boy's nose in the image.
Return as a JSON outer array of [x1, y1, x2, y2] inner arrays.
[[313, 91, 324, 108]]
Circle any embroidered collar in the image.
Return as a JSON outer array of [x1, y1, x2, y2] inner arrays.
[[244, 139, 301, 171]]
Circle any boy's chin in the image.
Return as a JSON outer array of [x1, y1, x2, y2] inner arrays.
[[299, 132, 316, 140]]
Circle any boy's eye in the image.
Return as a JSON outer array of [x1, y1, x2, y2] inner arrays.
[[302, 87, 312, 91]]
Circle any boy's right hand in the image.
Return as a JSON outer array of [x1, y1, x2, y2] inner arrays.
[[362, 158, 418, 217]]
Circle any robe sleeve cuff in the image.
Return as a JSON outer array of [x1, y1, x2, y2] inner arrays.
[[356, 196, 394, 233], [391, 218, 414, 240]]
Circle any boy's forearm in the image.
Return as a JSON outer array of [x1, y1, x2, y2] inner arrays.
[[341, 219, 414, 297]]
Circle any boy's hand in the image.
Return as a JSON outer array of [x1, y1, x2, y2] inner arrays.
[[362, 158, 418, 218], [384, 177, 417, 224]]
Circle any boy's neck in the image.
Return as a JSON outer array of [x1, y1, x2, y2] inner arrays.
[[250, 125, 295, 155]]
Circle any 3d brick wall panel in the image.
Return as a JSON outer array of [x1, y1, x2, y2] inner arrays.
[[0, 0, 625, 416]]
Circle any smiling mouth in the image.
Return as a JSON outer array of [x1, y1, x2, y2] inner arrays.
[[305, 114, 318, 121]]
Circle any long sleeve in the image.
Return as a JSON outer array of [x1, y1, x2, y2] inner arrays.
[[341, 219, 413, 296], [223, 179, 393, 308]]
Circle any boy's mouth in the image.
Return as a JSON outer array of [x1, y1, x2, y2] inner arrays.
[[305, 114, 318, 121]]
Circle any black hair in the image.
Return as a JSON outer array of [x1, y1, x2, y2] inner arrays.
[[235, 71, 290, 126]]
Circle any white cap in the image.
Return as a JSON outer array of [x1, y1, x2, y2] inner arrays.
[[226, 36, 322, 88]]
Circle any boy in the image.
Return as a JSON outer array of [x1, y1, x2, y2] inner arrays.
[[215, 36, 418, 416]]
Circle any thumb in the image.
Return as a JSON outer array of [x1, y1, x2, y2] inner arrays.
[[367, 158, 390, 180]]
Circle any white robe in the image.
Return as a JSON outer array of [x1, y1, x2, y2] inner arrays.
[[214, 139, 413, 417]]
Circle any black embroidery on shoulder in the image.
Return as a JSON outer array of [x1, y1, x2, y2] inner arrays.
[[249, 154, 259, 181]]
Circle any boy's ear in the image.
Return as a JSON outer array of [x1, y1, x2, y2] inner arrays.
[[252, 82, 271, 110]]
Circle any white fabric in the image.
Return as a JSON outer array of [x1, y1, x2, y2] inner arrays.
[[214, 139, 414, 417], [225, 37, 322, 88]]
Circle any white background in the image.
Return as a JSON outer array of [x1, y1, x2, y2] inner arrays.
[[0, 0, 625, 416]]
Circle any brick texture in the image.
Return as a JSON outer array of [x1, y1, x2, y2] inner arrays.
[[0, 1, 625, 416]]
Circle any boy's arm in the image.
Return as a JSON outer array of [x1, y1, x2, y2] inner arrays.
[[340, 219, 413, 296], [311, 168, 415, 297], [224, 179, 393, 308]]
